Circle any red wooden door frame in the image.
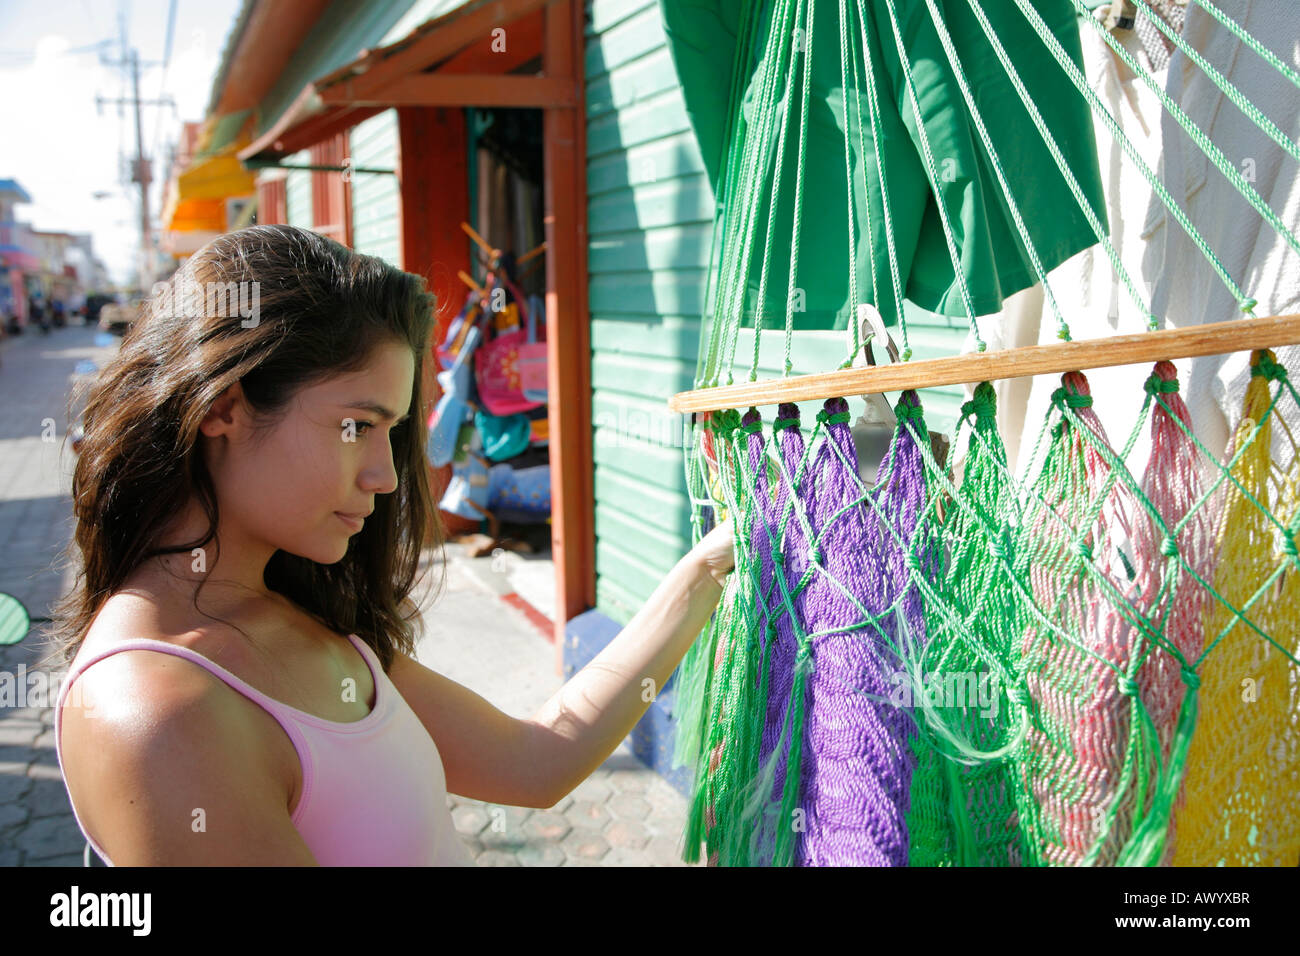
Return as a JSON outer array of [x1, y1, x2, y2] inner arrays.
[[234, 4, 597, 650], [542, 0, 594, 666]]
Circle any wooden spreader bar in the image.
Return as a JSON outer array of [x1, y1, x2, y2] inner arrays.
[[668, 313, 1300, 414]]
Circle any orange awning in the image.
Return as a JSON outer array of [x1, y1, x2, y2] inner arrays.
[[164, 197, 229, 234], [175, 152, 256, 201], [161, 143, 256, 233]]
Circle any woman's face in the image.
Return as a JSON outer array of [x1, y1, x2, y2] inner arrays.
[[203, 339, 416, 565]]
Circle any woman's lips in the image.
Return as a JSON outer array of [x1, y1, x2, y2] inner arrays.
[[336, 512, 364, 532]]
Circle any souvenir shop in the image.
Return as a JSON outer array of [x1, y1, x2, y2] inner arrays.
[[427, 107, 554, 559]]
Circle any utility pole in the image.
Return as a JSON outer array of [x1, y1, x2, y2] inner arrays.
[[131, 49, 151, 287], [97, 50, 173, 290]]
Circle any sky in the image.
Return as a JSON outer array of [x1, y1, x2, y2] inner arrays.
[[0, 0, 244, 285]]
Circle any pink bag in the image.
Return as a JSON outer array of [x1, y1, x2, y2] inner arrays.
[[517, 294, 547, 402], [474, 274, 543, 417]]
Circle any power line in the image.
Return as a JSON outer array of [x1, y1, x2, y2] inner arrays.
[[97, 0, 172, 287], [0, 39, 116, 64]]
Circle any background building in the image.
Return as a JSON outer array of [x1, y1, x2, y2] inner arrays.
[[1, 179, 108, 329]]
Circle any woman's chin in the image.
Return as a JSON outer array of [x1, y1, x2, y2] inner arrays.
[[280, 537, 352, 565]]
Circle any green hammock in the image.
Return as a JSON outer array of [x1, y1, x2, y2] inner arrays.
[[663, 0, 1300, 867]]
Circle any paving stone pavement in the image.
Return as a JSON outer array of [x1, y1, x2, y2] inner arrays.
[[411, 545, 699, 867], [0, 321, 700, 867]]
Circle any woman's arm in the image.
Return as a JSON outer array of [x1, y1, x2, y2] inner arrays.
[[524, 517, 735, 805], [388, 518, 735, 808]]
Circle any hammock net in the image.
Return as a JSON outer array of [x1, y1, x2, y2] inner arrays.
[[667, 0, 1300, 867]]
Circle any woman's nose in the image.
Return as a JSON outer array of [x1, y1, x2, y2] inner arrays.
[[362, 442, 399, 495]]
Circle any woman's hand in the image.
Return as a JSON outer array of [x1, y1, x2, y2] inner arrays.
[[688, 515, 735, 589]]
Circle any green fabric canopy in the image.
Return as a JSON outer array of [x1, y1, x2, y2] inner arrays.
[[660, 0, 1108, 332]]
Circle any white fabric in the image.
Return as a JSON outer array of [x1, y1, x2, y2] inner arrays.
[[959, 1, 1300, 490], [961, 9, 1172, 483], [1141, 0, 1300, 470]]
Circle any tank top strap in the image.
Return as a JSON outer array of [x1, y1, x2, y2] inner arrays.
[[343, 633, 378, 672], [55, 638, 323, 777], [54, 638, 326, 866], [58, 638, 287, 714]]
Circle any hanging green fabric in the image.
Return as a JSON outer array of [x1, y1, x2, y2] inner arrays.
[[660, 0, 1108, 329]]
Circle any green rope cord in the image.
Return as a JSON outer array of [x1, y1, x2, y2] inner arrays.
[[1253, 354, 1289, 381], [851, 0, 909, 353], [1050, 387, 1094, 410], [963, 0, 1156, 330], [840, 0, 887, 367], [816, 408, 853, 425], [894, 400, 927, 423], [920, 0, 1071, 342], [701, 422, 768, 864], [881, 0, 985, 351], [720, 0, 798, 387], [749, 0, 805, 384], [783, 0, 817, 380], [1196, 0, 1300, 91], [707, 0, 786, 388], [1144, 375, 1180, 395], [1013, 0, 1269, 317], [1127, 0, 1300, 171], [836, 0, 862, 366], [1069, 0, 1300, 276], [695, 0, 764, 388]]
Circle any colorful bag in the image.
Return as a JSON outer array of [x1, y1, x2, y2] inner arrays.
[[440, 451, 491, 522], [488, 462, 551, 522], [427, 324, 482, 468], [518, 293, 548, 403], [475, 408, 532, 462], [474, 273, 544, 417], [437, 290, 485, 372]]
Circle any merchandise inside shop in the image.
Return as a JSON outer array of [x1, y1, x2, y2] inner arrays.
[[428, 107, 552, 558]]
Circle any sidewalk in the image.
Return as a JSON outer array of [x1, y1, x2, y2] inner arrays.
[[420, 544, 698, 865], [0, 321, 699, 866]]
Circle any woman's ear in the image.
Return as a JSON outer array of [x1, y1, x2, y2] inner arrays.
[[199, 381, 251, 439]]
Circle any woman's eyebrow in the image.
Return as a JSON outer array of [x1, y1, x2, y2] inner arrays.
[[343, 401, 410, 423]]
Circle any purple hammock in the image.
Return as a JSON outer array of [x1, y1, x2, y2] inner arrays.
[[745, 394, 933, 866]]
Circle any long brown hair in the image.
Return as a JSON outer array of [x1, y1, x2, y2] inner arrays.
[[41, 224, 445, 674]]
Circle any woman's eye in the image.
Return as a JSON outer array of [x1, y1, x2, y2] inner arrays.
[[347, 420, 375, 436]]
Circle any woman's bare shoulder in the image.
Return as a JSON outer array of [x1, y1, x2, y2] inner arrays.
[[62, 586, 269, 755], [60, 590, 294, 855], [66, 593, 239, 729], [59, 611, 308, 864]]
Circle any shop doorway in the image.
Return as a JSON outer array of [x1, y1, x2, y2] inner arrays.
[[431, 105, 554, 623]]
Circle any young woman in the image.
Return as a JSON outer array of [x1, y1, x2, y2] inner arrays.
[[45, 224, 735, 866]]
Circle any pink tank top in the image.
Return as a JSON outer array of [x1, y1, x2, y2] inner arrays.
[[54, 633, 474, 866]]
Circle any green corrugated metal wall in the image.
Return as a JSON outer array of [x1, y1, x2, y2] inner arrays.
[[285, 150, 312, 229], [349, 110, 402, 269], [585, 0, 969, 625]]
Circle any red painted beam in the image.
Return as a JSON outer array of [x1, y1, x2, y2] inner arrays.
[[543, 0, 594, 668], [438, 7, 543, 75], [323, 74, 575, 109], [397, 106, 471, 343], [316, 0, 552, 101]]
